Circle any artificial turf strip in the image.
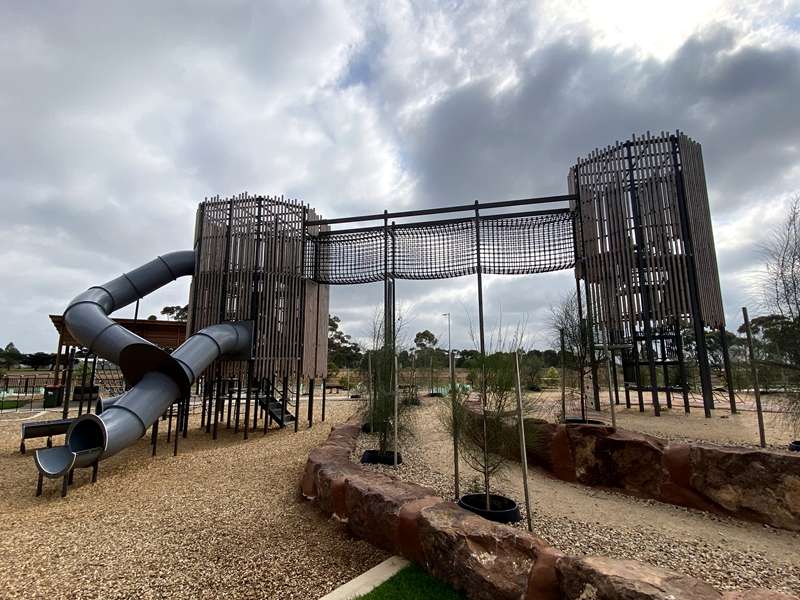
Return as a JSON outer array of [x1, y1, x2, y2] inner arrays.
[[355, 564, 465, 600]]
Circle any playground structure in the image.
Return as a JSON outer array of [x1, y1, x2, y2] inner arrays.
[[572, 133, 726, 418], [30, 130, 730, 493]]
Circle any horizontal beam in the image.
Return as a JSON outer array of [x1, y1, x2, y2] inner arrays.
[[311, 207, 572, 237], [311, 194, 576, 226]]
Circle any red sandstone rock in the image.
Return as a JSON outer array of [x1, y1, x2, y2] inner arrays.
[[397, 496, 443, 563], [315, 461, 363, 517], [566, 425, 667, 497], [557, 556, 722, 599], [550, 424, 577, 482], [525, 544, 564, 600], [659, 444, 725, 514], [416, 501, 553, 600], [689, 445, 800, 531], [343, 470, 437, 552]]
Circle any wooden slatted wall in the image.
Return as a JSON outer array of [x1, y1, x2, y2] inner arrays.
[[188, 194, 329, 385], [572, 131, 725, 347]]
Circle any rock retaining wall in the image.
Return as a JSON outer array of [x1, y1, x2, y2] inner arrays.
[[300, 417, 798, 600], [507, 420, 800, 531]]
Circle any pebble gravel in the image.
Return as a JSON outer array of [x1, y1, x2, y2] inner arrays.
[[0, 399, 387, 600], [353, 399, 800, 596]]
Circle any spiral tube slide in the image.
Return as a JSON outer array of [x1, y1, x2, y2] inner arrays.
[[34, 251, 253, 478]]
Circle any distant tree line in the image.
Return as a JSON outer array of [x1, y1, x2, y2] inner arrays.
[[0, 342, 58, 372], [327, 315, 572, 391]]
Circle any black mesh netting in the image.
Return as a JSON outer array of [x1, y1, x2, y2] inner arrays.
[[307, 211, 574, 284]]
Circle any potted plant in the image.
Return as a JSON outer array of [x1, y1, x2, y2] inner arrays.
[[445, 351, 522, 523]]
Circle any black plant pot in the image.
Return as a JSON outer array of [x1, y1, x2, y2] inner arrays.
[[789, 441, 800, 452], [360, 450, 403, 465], [564, 416, 607, 426], [458, 493, 522, 524]]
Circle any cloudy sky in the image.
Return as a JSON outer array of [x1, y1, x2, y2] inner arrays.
[[2, 0, 799, 354]]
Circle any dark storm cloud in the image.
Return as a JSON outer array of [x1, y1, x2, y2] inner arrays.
[[407, 27, 800, 213]]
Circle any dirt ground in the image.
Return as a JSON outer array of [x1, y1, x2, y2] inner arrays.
[[533, 388, 799, 450], [0, 398, 386, 600], [365, 396, 800, 595]]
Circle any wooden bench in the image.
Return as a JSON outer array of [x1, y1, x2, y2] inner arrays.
[[20, 418, 73, 454]]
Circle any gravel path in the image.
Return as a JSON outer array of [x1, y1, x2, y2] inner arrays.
[[0, 398, 387, 600], [551, 388, 798, 451], [354, 399, 800, 595]]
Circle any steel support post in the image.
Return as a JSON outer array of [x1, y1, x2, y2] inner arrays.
[[670, 135, 713, 416], [474, 202, 491, 510], [62, 347, 75, 419], [295, 207, 308, 434], [742, 307, 766, 447], [719, 325, 737, 414], [308, 379, 315, 428], [625, 142, 660, 416], [321, 379, 327, 422]]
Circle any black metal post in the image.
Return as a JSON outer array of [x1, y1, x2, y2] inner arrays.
[[295, 207, 308, 433], [560, 328, 566, 422], [244, 197, 263, 440], [151, 417, 159, 456], [670, 134, 713, 417], [610, 350, 620, 405], [212, 364, 221, 439], [569, 195, 587, 418], [308, 379, 315, 428], [88, 355, 97, 414], [265, 378, 273, 434], [321, 378, 326, 422], [674, 320, 691, 413], [187, 202, 205, 435], [173, 398, 182, 456], [660, 335, 672, 409], [166, 402, 173, 442], [625, 141, 660, 416], [742, 307, 766, 447], [201, 376, 209, 430], [474, 201, 491, 509], [77, 350, 88, 417], [213, 199, 235, 438], [573, 165, 602, 410], [252, 379, 259, 433], [719, 325, 737, 414], [234, 375, 243, 433], [226, 378, 234, 429], [61, 347, 75, 419]]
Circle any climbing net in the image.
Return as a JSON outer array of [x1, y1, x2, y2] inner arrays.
[[307, 211, 575, 285]]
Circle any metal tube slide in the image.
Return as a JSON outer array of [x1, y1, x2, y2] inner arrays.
[[34, 250, 253, 478], [68, 321, 251, 459], [63, 252, 196, 368]]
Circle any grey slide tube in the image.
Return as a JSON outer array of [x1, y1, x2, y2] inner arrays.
[[34, 251, 252, 477]]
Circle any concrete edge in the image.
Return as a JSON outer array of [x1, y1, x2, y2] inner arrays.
[[319, 556, 410, 600]]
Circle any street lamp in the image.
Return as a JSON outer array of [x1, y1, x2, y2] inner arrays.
[[442, 312, 451, 357]]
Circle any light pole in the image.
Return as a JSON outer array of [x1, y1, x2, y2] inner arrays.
[[442, 313, 451, 357]]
